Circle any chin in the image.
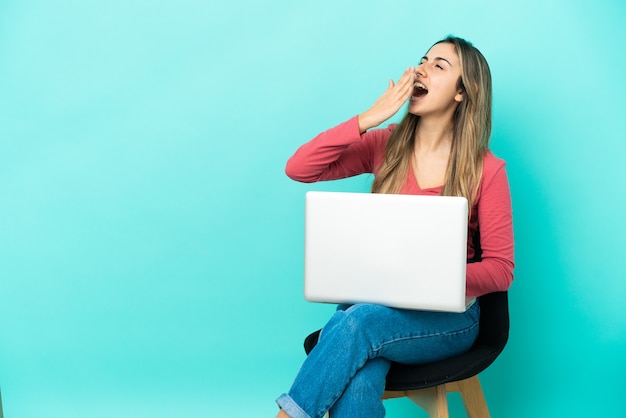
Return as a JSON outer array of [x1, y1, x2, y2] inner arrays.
[[407, 105, 424, 117]]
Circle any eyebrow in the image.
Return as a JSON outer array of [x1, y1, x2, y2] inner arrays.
[[420, 56, 453, 67]]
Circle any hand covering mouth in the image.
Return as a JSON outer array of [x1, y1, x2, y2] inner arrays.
[[412, 82, 428, 98]]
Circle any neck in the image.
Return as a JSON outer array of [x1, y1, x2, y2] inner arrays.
[[414, 117, 454, 154]]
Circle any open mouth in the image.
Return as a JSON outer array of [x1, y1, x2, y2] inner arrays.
[[412, 82, 428, 98]]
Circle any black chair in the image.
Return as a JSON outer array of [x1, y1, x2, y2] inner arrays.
[[303, 291, 509, 417]]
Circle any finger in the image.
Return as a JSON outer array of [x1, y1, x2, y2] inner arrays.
[[397, 67, 415, 88], [390, 68, 414, 101], [391, 69, 413, 97]]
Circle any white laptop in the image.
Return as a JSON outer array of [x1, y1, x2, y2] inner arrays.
[[303, 191, 471, 313]]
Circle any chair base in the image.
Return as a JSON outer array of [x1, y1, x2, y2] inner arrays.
[[382, 375, 490, 418]]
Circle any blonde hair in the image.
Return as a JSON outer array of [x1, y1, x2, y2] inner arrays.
[[371, 36, 492, 213]]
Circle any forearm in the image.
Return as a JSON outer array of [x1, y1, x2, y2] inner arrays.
[[285, 116, 387, 183], [466, 257, 514, 297]]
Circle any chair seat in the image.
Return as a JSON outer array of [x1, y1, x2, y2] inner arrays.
[[384, 345, 501, 391]]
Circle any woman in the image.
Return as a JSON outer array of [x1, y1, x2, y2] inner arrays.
[[276, 36, 514, 418]]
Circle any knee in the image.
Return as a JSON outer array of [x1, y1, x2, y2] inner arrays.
[[343, 304, 390, 330], [334, 304, 391, 343], [319, 304, 392, 352]]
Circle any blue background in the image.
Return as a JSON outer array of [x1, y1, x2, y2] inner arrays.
[[1, 0, 625, 416]]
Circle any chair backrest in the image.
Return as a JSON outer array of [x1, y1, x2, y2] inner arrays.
[[469, 230, 509, 353], [475, 291, 509, 351]]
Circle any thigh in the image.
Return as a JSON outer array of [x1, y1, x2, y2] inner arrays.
[[333, 302, 480, 365]]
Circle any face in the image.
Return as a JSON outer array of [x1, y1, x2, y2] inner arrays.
[[408, 42, 464, 118]]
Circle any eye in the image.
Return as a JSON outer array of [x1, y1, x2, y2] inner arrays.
[[436, 64, 444, 70]]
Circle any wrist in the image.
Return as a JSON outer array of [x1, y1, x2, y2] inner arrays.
[[357, 112, 376, 133]]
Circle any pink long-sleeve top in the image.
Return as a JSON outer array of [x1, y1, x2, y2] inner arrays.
[[286, 116, 515, 297]]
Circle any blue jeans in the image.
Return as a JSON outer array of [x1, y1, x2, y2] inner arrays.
[[276, 302, 480, 418]]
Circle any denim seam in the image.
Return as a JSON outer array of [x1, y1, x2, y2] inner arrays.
[[371, 319, 480, 354]]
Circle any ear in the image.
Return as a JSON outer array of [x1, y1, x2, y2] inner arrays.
[[454, 91, 464, 103]]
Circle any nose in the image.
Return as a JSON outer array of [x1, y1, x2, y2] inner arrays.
[[415, 64, 427, 78]]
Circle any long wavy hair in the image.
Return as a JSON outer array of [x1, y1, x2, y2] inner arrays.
[[371, 36, 492, 213]]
